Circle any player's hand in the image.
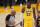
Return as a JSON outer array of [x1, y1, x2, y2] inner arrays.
[[35, 21, 37, 25], [35, 20, 37, 27], [11, 22, 16, 25], [20, 22, 23, 26], [35, 22, 37, 27]]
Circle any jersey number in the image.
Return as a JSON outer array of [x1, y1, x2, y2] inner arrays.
[[27, 13, 31, 16]]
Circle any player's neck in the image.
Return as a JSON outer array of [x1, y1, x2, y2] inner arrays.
[[27, 7, 31, 9], [11, 14, 15, 16]]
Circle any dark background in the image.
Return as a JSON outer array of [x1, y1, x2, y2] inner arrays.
[[0, 0, 37, 6]]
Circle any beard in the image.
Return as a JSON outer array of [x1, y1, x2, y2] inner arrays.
[[27, 6, 31, 8]]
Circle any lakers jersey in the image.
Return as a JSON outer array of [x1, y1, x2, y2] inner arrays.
[[38, 3, 40, 11], [23, 7, 33, 20], [37, 16, 40, 27]]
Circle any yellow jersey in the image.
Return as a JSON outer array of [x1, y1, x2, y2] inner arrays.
[[38, 3, 40, 11], [23, 7, 33, 20]]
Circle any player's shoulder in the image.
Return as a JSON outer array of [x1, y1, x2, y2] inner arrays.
[[22, 6, 27, 9], [32, 7, 35, 10], [23, 7, 25, 9], [32, 7, 35, 8], [6, 14, 11, 21], [6, 14, 11, 17], [22, 7, 25, 10]]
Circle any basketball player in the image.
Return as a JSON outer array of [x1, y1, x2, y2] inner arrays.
[[36, 0, 40, 11], [4, 0, 13, 10], [5, 10, 16, 27], [20, 2, 36, 27], [37, 11, 40, 27], [36, 0, 40, 27]]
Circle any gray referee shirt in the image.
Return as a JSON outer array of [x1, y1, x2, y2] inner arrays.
[[5, 14, 15, 26]]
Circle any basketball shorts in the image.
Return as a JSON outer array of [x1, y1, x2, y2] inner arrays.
[[23, 19, 33, 27]]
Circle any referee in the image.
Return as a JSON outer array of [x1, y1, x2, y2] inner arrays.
[[5, 10, 16, 27]]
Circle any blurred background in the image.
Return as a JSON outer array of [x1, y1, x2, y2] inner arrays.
[[0, 0, 37, 6]]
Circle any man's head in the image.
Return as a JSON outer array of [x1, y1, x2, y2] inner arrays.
[[27, 2, 31, 8], [38, 11, 40, 16], [11, 10, 16, 16]]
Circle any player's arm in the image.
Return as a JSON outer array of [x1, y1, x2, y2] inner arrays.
[[5, 20, 15, 25], [33, 7, 36, 20], [5, 20, 11, 25], [33, 7, 37, 27], [36, 0, 39, 12], [20, 7, 25, 26], [36, 0, 39, 18], [5, 21, 15, 25]]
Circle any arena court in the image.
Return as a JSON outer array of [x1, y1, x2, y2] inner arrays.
[[0, 13, 21, 27], [0, 4, 40, 27]]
